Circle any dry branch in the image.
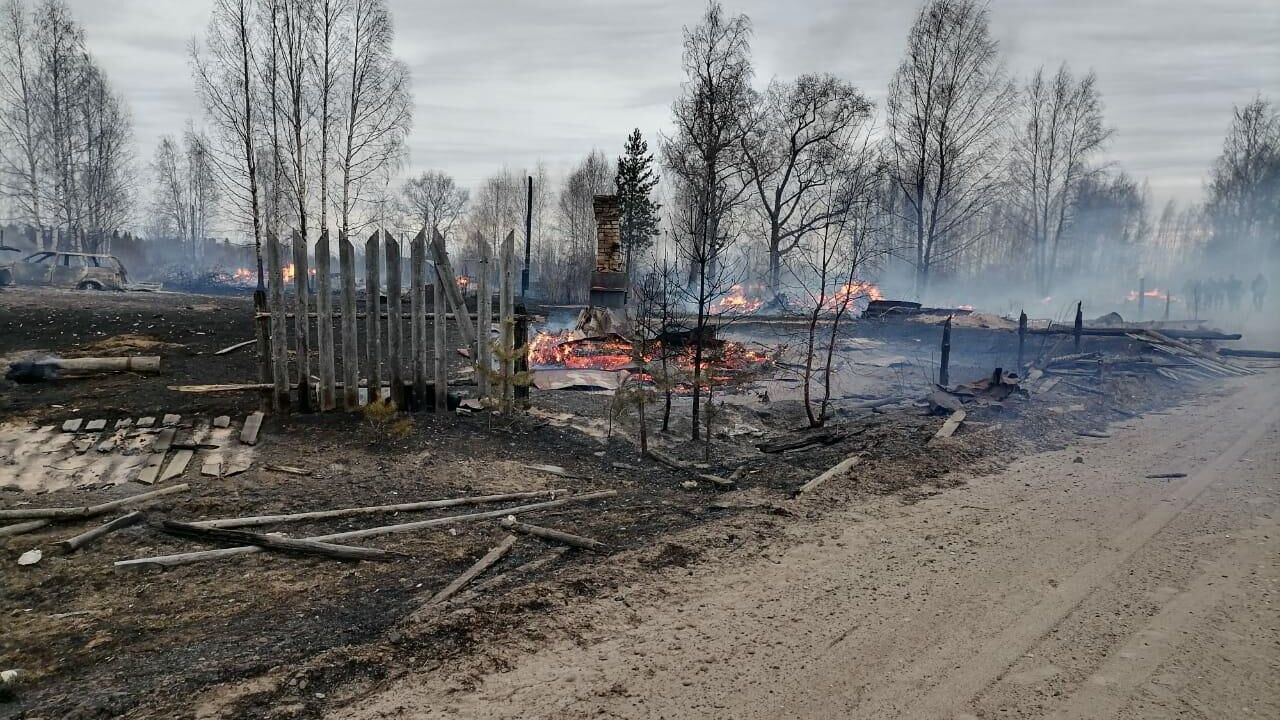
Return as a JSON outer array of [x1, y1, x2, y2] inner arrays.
[[188, 489, 571, 529], [499, 517, 607, 552], [0, 484, 190, 521], [115, 490, 617, 569]]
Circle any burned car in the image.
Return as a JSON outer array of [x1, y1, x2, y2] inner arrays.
[[0, 251, 128, 290]]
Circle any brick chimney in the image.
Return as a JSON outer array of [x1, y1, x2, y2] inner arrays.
[[590, 195, 627, 308]]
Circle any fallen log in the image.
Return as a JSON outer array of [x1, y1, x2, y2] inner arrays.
[[696, 473, 735, 489], [188, 488, 571, 529], [499, 517, 607, 552], [794, 455, 861, 497], [1217, 348, 1280, 359], [158, 520, 397, 562], [645, 448, 694, 471], [1031, 326, 1242, 341], [520, 464, 585, 480], [1076, 430, 1111, 439], [55, 511, 145, 553], [0, 519, 51, 537], [115, 490, 617, 569], [0, 483, 190, 521], [56, 356, 162, 373], [425, 534, 518, 606], [756, 429, 848, 454], [1145, 472, 1187, 479]]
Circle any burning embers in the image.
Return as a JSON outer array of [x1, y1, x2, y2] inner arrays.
[[713, 285, 766, 314], [1127, 287, 1171, 303], [710, 281, 884, 315], [529, 328, 770, 378]]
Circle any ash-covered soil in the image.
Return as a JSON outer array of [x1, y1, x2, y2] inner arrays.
[[0, 286, 1186, 719]]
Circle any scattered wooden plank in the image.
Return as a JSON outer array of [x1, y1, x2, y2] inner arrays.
[[213, 416, 231, 429], [1218, 348, 1280, 359], [54, 511, 145, 553], [499, 517, 607, 552], [795, 455, 862, 497], [62, 419, 83, 433], [239, 411, 264, 446], [137, 452, 166, 485], [152, 428, 176, 453], [189, 488, 572, 529], [0, 483, 190, 520], [159, 520, 396, 563], [84, 419, 106, 432], [115, 490, 616, 569], [0, 519, 51, 537], [452, 547, 568, 605], [426, 534, 518, 606], [114, 418, 133, 429], [161, 414, 181, 426], [935, 409, 967, 439], [136, 417, 155, 428], [213, 339, 255, 356], [159, 450, 193, 483], [263, 463, 310, 476]]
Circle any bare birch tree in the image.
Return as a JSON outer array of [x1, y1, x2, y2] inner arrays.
[[401, 170, 468, 236], [1011, 63, 1111, 294], [743, 73, 872, 299], [0, 0, 44, 239], [885, 0, 1015, 299]]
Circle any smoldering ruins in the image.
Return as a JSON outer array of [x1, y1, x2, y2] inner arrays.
[[1, 0, 1278, 718]]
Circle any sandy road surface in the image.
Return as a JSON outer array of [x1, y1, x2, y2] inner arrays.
[[339, 372, 1280, 719]]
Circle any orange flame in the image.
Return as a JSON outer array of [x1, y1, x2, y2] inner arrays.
[[1126, 288, 1169, 302], [712, 284, 765, 314], [825, 280, 883, 310]]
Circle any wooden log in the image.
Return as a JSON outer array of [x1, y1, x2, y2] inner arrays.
[[265, 232, 291, 412], [364, 231, 382, 403], [1142, 330, 1251, 375], [43, 356, 161, 373], [315, 230, 336, 410], [188, 488, 572, 529], [114, 490, 616, 569], [291, 229, 312, 412], [426, 534, 517, 605], [795, 454, 861, 497], [384, 232, 404, 407], [55, 511, 144, 553], [1218, 348, 1280, 359], [214, 339, 255, 356], [339, 231, 360, 411], [410, 230, 428, 409], [158, 520, 395, 562], [433, 259, 448, 412], [935, 409, 966, 439], [476, 233, 492, 399], [499, 517, 606, 552], [0, 483, 190, 520], [430, 228, 476, 347], [1076, 430, 1111, 438], [499, 230, 516, 410], [0, 519, 51, 537]]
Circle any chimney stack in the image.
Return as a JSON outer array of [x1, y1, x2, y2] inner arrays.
[[590, 195, 627, 308]]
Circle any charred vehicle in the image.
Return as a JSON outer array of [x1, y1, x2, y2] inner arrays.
[[0, 251, 128, 290]]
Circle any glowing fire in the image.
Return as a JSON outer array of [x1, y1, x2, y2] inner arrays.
[[1126, 288, 1170, 302], [231, 268, 255, 285], [529, 329, 770, 379], [825, 280, 883, 311], [456, 275, 471, 291], [282, 263, 295, 284], [712, 285, 765, 314]]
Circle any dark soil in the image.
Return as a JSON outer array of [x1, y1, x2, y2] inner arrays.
[[0, 286, 1185, 719]]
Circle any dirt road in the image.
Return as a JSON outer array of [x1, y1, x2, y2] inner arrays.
[[338, 372, 1280, 720]]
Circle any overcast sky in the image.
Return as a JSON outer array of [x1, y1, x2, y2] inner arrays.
[[68, 0, 1279, 210]]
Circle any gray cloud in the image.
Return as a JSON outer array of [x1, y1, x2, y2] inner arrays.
[[67, 0, 1280, 209]]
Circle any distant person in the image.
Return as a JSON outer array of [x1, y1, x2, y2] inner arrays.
[[1227, 274, 1244, 311], [1253, 273, 1268, 311]]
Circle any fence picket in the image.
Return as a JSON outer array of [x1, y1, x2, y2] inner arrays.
[[430, 229, 475, 348], [339, 232, 360, 411], [315, 231, 336, 410], [291, 230, 312, 411], [433, 262, 448, 412], [410, 230, 427, 409], [499, 230, 515, 411], [384, 233, 404, 408], [476, 232, 492, 399], [364, 231, 382, 403], [265, 234, 291, 411]]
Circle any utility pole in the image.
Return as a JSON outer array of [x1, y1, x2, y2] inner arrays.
[[521, 175, 532, 303]]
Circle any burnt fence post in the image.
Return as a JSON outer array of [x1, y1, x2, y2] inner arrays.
[[1017, 309, 1027, 372], [939, 315, 952, 387], [1073, 302, 1083, 352]]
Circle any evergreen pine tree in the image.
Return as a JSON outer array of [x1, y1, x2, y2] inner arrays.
[[615, 128, 662, 274]]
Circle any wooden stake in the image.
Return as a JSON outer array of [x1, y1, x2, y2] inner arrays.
[[426, 534, 517, 606], [433, 259, 448, 412], [384, 232, 404, 408], [499, 517, 607, 552], [55, 511, 144, 553], [187, 488, 571, 529], [315, 230, 336, 410], [364, 231, 382, 403], [265, 233, 291, 412], [430, 228, 476, 348], [114, 490, 617, 569], [476, 232, 492, 399], [339, 231, 360, 411], [291, 229, 312, 412], [410, 230, 428, 409], [0, 483, 190, 520]]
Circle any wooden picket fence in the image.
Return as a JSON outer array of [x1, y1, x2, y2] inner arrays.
[[255, 228, 525, 414]]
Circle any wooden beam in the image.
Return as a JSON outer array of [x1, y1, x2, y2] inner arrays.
[[795, 455, 861, 497], [498, 517, 607, 552], [426, 534, 517, 606], [430, 228, 476, 347], [55, 511, 144, 553], [0, 483, 190, 520]]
